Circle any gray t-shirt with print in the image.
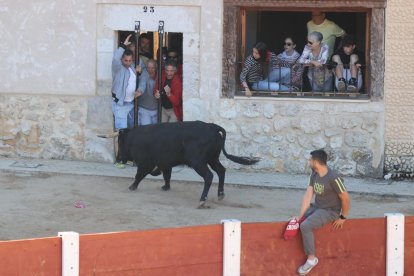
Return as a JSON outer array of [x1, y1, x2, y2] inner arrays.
[[309, 168, 346, 212]]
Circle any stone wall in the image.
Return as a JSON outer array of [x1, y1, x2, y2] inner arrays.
[[0, 94, 114, 162], [199, 99, 384, 177], [384, 0, 414, 178]]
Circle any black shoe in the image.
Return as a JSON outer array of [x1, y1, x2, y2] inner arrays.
[[347, 78, 357, 92], [337, 78, 346, 92]]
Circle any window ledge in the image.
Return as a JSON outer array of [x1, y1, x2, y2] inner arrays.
[[233, 95, 371, 103]]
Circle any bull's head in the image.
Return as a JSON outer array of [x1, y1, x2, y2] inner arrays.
[[97, 129, 131, 164]]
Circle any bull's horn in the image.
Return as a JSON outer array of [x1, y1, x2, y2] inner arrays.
[[97, 131, 119, 138]]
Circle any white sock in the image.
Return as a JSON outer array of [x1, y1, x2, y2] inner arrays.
[[307, 258, 317, 265]]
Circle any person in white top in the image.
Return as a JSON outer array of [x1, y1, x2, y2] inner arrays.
[[268, 37, 301, 86], [298, 31, 333, 92], [307, 11, 346, 58]]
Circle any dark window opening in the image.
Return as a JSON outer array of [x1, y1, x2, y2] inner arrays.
[[238, 10, 370, 99]]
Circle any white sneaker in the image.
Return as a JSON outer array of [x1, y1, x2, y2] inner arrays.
[[337, 78, 346, 92], [298, 257, 318, 275]]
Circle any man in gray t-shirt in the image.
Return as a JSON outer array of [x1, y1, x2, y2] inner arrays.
[[295, 149, 350, 275], [310, 169, 344, 213]]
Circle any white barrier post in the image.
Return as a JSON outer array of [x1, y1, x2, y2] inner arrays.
[[385, 213, 404, 276], [58, 231, 80, 276], [221, 219, 241, 276]]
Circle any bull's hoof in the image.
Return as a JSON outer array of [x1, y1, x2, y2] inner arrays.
[[161, 185, 170, 191], [129, 185, 138, 191], [197, 201, 211, 209], [218, 192, 225, 201]]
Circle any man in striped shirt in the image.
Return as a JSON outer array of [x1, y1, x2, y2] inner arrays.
[[295, 149, 350, 275]]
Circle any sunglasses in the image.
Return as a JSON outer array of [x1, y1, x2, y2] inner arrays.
[[284, 42, 293, 46]]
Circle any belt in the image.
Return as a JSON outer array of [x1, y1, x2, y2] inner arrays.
[[111, 93, 119, 103]]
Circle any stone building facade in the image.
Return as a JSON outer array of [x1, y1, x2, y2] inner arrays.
[[384, 0, 414, 178], [0, 0, 412, 178]]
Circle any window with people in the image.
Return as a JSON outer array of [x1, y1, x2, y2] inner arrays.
[[238, 11, 368, 98]]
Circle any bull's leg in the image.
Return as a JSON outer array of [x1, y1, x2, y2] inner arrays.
[[193, 164, 214, 206], [209, 159, 226, 200], [161, 167, 172, 191], [129, 168, 149, 191]]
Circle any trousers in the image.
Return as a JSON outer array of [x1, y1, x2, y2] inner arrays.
[[300, 206, 339, 255]]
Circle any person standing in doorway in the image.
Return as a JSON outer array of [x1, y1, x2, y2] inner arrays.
[[137, 59, 158, 125], [111, 34, 142, 168], [139, 33, 152, 65], [295, 149, 350, 275], [154, 60, 183, 122]]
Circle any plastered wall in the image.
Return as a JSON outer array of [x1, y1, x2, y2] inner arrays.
[[384, 0, 414, 177]]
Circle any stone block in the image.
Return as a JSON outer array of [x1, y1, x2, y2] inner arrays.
[[280, 104, 300, 117], [86, 96, 113, 129], [84, 129, 114, 163], [338, 116, 363, 129], [330, 136, 343, 149], [344, 131, 370, 148], [312, 136, 327, 149], [332, 159, 357, 176], [325, 128, 341, 137], [263, 103, 276, 118], [243, 103, 261, 118], [219, 100, 237, 119], [298, 135, 311, 148], [300, 116, 322, 134], [274, 118, 291, 131]]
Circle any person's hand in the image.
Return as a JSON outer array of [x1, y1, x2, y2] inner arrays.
[[134, 90, 142, 98], [154, 90, 160, 99], [356, 63, 362, 69], [164, 85, 171, 96], [136, 64, 142, 74], [245, 86, 252, 98], [123, 34, 132, 46], [332, 218, 346, 229], [311, 60, 322, 67]]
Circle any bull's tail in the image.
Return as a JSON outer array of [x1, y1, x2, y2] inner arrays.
[[215, 125, 260, 165]]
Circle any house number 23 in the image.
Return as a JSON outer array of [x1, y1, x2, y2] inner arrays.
[[143, 6, 155, 13]]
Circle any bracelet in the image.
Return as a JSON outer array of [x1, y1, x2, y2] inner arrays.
[[339, 215, 347, 220]]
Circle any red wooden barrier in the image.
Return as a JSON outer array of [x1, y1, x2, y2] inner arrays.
[[0, 217, 412, 275], [0, 237, 61, 275], [241, 218, 386, 275], [79, 225, 223, 276], [405, 216, 414, 276]]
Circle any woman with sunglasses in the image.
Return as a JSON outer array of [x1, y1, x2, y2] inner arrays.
[[268, 37, 301, 89], [298, 31, 333, 92]]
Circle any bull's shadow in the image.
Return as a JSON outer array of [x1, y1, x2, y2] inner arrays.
[[99, 121, 259, 208]]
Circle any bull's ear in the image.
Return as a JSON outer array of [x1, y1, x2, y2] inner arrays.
[[97, 131, 119, 138]]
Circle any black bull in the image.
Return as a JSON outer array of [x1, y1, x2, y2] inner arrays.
[[99, 121, 259, 205]]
